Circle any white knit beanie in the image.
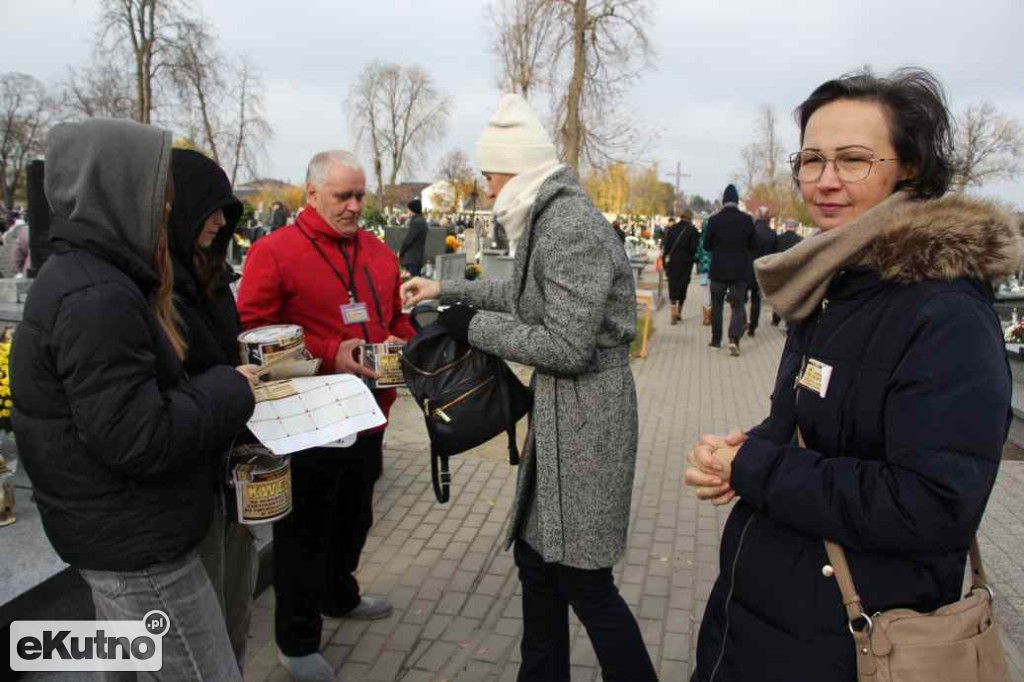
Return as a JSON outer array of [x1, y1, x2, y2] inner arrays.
[[474, 94, 558, 175]]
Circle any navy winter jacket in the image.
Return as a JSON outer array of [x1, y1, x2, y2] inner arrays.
[[693, 196, 1018, 681]]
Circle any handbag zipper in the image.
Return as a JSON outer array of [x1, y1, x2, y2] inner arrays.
[[430, 376, 495, 423]]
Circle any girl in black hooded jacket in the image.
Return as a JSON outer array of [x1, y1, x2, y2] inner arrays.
[[168, 148, 256, 670]]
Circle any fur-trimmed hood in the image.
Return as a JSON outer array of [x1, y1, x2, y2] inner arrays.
[[757, 191, 1022, 322], [864, 194, 1021, 284]]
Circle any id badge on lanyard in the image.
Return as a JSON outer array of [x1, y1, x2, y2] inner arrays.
[[341, 301, 370, 325]]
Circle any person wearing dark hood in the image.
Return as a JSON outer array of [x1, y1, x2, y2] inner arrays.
[[704, 183, 756, 355], [399, 198, 428, 276], [168, 148, 256, 671], [661, 209, 700, 324], [11, 119, 257, 680], [748, 206, 778, 336]]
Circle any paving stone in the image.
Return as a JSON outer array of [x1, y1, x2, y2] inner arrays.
[[366, 651, 407, 681], [414, 641, 459, 672], [350, 633, 388, 664]]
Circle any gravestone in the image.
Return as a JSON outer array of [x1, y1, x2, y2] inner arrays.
[[434, 252, 466, 281]]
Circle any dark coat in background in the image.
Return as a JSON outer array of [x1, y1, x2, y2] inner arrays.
[[11, 120, 254, 572], [692, 197, 1017, 681], [661, 220, 699, 301], [400, 214, 429, 270], [705, 205, 756, 283], [776, 230, 803, 253], [749, 218, 778, 283]]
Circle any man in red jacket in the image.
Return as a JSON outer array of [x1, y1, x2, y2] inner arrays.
[[238, 149, 414, 681]]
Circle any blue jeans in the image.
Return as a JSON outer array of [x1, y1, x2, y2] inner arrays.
[[80, 550, 241, 681]]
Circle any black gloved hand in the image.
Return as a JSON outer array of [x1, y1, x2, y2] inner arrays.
[[437, 304, 477, 345]]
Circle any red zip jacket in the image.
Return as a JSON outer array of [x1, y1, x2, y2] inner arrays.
[[237, 206, 415, 427]]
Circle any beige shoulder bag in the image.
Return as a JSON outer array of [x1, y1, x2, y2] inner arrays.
[[799, 430, 1011, 681]]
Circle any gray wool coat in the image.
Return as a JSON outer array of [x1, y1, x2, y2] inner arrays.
[[441, 167, 638, 570]]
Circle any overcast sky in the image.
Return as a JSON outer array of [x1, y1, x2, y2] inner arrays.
[[6, 0, 1024, 208]]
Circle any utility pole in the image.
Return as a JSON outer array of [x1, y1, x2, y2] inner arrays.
[[666, 161, 691, 214]]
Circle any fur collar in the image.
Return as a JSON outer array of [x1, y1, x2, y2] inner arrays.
[[864, 194, 1021, 284], [757, 192, 1021, 322]]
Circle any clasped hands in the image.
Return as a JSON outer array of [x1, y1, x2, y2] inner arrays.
[[683, 429, 747, 506]]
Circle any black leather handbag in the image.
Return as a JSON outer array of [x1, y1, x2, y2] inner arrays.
[[402, 323, 532, 503]]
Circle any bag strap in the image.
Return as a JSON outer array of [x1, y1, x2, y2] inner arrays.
[[663, 225, 687, 262], [795, 427, 988, 619], [430, 443, 451, 504], [498, 363, 520, 466]]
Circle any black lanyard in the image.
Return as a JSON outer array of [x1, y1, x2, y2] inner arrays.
[[297, 224, 360, 301], [297, 224, 373, 342]]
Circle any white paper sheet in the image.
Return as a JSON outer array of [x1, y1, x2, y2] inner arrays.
[[246, 374, 386, 455]]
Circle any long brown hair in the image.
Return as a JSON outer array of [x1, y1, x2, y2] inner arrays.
[[153, 176, 187, 361]]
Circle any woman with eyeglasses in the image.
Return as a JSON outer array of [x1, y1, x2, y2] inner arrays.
[[683, 68, 1018, 681]]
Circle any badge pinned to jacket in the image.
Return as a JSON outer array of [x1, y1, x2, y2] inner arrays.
[[797, 358, 833, 399]]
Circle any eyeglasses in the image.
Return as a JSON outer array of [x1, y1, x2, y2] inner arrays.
[[789, 150, 899, 183]]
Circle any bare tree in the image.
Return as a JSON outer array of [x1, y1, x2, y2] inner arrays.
[[349, 64, 388, 204], [169, 19, 225, 162], [732, 143, 760, 196], [1, 73, 54, 209], [437, 149, 474, 212], [953, 101, 1023, 192], [349, 62, 449, 209], [732, 105, 787, 205], [551, 0, 654, 171], [99, 0, 190, 124], [62, 62, 137, 120], [756, 105, 784, 190], [223, 57, 272, 186], [487, 0, 557, 99]]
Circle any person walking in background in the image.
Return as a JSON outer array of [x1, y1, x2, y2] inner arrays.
[[684, 67, 1017, 681], [168, 148, 256, 671], [11, 119, 257, 681], [238, 149, 415, 682], [269, 200, 290, 231], [748, 206, 778, 336], [402, 93, 657, 682], [399, 198, 428, 276], [696, 215, 713, 325], [771, 219, 804, 326], [662, 209, 700, 325], [704, 183, 756, 355]]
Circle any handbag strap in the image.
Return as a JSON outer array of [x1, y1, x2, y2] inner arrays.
[[497, 363, 521, 467], [430, 444, 451, 504], [795, 428, 988, 624]]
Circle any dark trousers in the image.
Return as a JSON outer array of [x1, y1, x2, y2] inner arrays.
[[514, 540, 657, 682], [710, 280, 748, 345], [749, 283, 762, 331], [273, 432, 384, 655], [404, 263, 422, 277]]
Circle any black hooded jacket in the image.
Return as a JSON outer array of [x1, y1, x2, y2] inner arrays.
[[11, 120, 254, 572], [169, 148, 244, 373]]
